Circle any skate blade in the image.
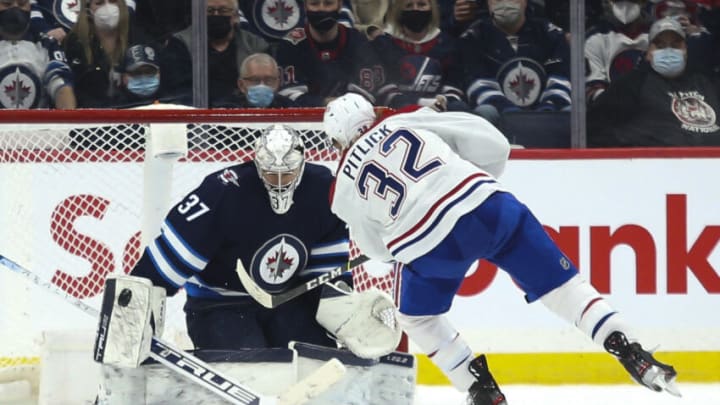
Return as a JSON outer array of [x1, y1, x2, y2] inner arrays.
[[651, 373, 682, 397]]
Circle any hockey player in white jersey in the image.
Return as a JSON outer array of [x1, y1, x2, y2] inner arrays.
[[323, 93, 680, 404], [0, 0, 75, 109]]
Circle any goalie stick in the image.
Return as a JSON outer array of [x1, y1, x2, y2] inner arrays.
[[0, 254, 346, 405], [236, 255, 370, 309]]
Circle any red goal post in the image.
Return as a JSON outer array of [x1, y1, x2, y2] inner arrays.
[[0, 107, 402, 385]]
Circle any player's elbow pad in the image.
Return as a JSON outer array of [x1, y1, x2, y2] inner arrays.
[[93, 275, 166, 368]]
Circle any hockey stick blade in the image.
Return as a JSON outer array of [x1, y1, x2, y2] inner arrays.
[[1, 254, 340, 405], [236, 255, 370, 309], [277, 358, 346, 405]]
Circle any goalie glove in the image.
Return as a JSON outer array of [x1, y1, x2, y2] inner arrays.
[[316, 281, 402, 359], [93, 275, 166, 368]]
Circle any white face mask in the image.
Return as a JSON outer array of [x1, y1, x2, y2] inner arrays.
[[491, 0, 523, 28], [93, 3, 120, 30], [612, 1, 641, 25]]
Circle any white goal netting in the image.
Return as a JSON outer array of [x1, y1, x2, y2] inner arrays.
[[0, 107, 400, 386]]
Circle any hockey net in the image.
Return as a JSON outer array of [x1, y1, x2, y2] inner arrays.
[[0, 107, 401, 389]]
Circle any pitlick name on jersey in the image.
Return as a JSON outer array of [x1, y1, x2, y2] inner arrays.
[[340, 124, 392, 181]]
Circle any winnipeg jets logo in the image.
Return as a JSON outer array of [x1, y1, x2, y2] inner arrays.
[[498, 58, 544, 107], [54, 0, 82, 30], [250, 234, 308, 292], [217, 168, 239, 186], [0, 66, 40, 109], [254, 0, 303, 40]]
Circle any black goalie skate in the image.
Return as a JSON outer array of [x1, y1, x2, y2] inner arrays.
[[467, 355, 508, 405], [604, 331, 681, 396]]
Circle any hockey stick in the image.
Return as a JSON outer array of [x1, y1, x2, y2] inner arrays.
[[0, 254, 345, 405], [236, 255, 370, 309]]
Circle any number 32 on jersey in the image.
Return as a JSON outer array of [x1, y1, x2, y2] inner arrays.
[[357, 129, 443, 219]]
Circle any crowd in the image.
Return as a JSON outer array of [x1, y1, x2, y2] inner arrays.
[[0, 0, 718, 146]]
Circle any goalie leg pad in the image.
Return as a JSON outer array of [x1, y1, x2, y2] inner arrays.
[[291, 341, 416, 405], [316, 283, 401, 359], [93, 275, 166, 368]]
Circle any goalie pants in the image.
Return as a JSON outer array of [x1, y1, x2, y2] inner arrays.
[[184, 290, 336, 350], [399, 191, 579, 316]]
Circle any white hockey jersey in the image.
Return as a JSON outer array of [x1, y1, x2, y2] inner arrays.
[[585, 30, 648, 101], [0, 39, 69, 109], [330, 107, 510, 264]]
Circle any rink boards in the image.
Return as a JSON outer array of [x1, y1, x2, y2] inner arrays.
[[0, 147, 718, 385]]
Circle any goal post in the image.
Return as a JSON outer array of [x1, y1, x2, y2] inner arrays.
[[0, 107, 401, 400]]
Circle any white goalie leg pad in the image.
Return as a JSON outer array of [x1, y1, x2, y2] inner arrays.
[[93, 275, 166, 368], [98, 349, 296, 404], [540, 274, 633, 345], [291, 341, 416, 405], [396, 312, 475, 391], [316, 282, 402, 359]]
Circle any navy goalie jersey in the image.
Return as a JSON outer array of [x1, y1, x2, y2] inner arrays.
[[131, 162, 350, 301]]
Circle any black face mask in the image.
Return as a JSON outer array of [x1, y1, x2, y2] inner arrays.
[[306, 10, 339, 33], [0, 7, 31, 39], [207, 15, 233, 40], [400, 10, 432, 33]]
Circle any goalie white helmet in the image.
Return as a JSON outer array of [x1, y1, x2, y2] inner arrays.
[[254, 124, 305, 214], [323, 93, 376, 150]]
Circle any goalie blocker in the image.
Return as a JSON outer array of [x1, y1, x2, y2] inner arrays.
[[94, 275, 166, 368]]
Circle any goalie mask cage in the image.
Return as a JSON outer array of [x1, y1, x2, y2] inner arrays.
[[0, 107, 402, 394]]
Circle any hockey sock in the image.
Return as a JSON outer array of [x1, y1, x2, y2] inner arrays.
[[396, 313, 475, 391], [540, 275, 635, 346]]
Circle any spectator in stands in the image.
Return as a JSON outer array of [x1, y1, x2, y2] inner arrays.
[[160, 0, 269, 106], [275, 0, 385, 106], [64, 0, 148, 107], [29, 0, 136, 44], [106, 43, 164, 107], [585, 0, 651, 104], [0, 0, 76, 109], [647, 0, 715, 76], [351, 0, 389, 39], [212, 53, 299, 108], [587, 17, 720, 146], [459, 0, 571, 125], [449, 0, 485, 37], [373, 0, 469, 111], [238, 0, 357, 43]]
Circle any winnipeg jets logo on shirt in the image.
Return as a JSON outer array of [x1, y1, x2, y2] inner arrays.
[[497, 58, 544, 107], [0, 66, 40, 109], [250, 234, 308, 292], [54, 0, 82, 30], [254, 0, 304, 40]]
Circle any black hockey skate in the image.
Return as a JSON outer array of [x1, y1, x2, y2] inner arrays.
[[467, 355, 508, 405], [604, 331, 681, 396]]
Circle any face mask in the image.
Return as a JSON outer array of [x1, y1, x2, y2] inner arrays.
[[207, 15, 233, 40], [650, 48, 686, 78], [127, 74, 160, 97], [93, 3, 120, 30], [0, 7, 31, 38], [491, 0, 523, 28], [611, 1, 641, 25], [306, 10, 339, 33], [400, 10, 432, 33], [247, 84, 275, 107]]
